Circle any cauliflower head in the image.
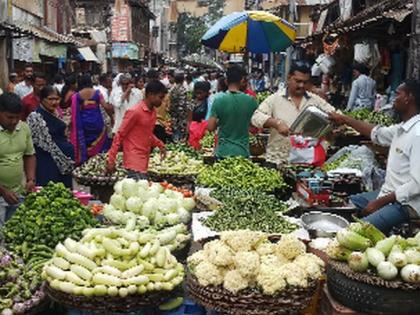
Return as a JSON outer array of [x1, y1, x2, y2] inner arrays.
[[220, 230, 267, 252], [256, 243, 276, 256], [187, 250, 208, 271], [275, 235, 306, 260], [260, 254, 286, 269], [256, 264, 287, 295], [223, 269, 249, 294], [204, 240, 235, 267], [293, 253, 325, 280], [194, 261, 224, 286], [278, 263, 308, 288], [234, 251, 260, 278]]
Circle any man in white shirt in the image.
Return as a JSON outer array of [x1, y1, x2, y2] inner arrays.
[[110, 74, 143, 134], [95, 73, 113, 137], [330, 79, 420, 234], [346, 63, 376, 112], [14, 64, 34, 99], [95, 74, 112, 103], [53, 74, 64, 94], [251, 63, 336, 165]]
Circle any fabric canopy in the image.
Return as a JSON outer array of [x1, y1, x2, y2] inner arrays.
[[78, 47, 99, 62]]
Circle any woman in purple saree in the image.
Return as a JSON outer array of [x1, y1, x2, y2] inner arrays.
[[70, 74, 113, 165]]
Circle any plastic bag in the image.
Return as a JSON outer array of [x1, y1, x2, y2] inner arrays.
[[289, 136, 326, 166], [326, 145, 385, 191], [188, 121, 208, 150]]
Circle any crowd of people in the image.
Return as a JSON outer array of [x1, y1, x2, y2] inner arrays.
[[0, 62, 419, 235]]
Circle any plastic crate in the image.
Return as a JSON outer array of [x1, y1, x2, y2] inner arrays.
[[320, 286, 365, 315]]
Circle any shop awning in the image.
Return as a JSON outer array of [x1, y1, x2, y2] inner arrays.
[[77, 47, 99, 62]]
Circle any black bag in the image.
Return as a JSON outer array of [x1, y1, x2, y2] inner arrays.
[[192, 98, 208, 122]]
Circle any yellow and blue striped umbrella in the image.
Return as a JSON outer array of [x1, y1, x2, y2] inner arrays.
[[202, 11, 296, 53]]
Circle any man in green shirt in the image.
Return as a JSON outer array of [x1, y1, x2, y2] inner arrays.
[[0, 92, 36, 225], [208, 66, 258, 158]]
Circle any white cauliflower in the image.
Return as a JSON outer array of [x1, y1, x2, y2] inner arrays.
[[204, 240, 235, 267], [187, 250, 208, 270], [260, 254, 285, 269], [275, 235, 306, 260], [220, 230, 267, 252], [256, 264, 287, 295], [278, 263, 308, 288], [234, 251, 260, 278], [194, 261, 224, 286], [223, 269, 249, 293], [256, 243, 276, 256], [274, 252, 290, 265], [293, 253, 325, 280]]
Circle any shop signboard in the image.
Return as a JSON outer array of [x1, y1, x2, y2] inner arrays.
[[111, 42, 139, 60]]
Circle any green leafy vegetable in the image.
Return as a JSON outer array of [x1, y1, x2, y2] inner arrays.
[[3, 182, 98, 262], [197, 157, 285, 192]]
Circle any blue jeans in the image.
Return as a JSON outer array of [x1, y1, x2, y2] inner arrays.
[[350, 191, 409, 234], [126, 170, 148, 181], [0, 195, 24, 226]]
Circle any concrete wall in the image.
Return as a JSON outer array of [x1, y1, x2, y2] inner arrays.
[[12, 6, 42, 25], [176, 0, 208, 17], [223, 0, 245, 14], [0, 0, 8, 22]]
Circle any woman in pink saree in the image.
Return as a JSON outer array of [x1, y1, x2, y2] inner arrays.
[[70, 74, 113, 165]]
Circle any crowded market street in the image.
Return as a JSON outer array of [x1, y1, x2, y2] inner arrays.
[[0, 0, 419, 314]]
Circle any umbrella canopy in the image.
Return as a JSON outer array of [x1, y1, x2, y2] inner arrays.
[[201, 11, 296, 54]]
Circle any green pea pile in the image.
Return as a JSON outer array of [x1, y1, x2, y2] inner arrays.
[[202, 188, 296, 234]]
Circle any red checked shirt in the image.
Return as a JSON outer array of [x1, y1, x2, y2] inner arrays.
[[108, 101, 164, 173]]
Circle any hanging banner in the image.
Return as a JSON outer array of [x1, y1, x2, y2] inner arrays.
[[35, 40, 67, 59], [13, 37, 34, 62]]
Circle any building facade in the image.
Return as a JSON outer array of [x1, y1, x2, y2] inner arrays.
[[0, 0, 80, 89]]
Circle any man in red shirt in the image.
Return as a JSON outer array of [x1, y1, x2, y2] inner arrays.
[[106, 81, 167, 179], [240, 74, 257, 98], [21, 73, 47, 121]]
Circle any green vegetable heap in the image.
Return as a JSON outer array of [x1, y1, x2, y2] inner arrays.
[[0, 248, 46, 314], [3, 182, 98, 262], [164, 143, 201, 159], [73, 153, 127, 184], [149, 150, 203, 175], [327, 218, 420, 283], [42, 227, 184, 297], [202, 188, 297, 234], [345, 109, 395, 126], [256, 91, 271, 104], [197, 157, 286, 192], [322, 154, 350, 172], [199, 132, 215, 150]]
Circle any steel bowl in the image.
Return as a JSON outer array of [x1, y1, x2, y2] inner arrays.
[[301, 211, 349, 238]]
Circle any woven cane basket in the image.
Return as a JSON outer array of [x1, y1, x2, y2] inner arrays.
[[45, 282, 180, 314], [186, 272, 317, 315]]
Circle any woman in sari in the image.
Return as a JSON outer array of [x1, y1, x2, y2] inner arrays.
[[71, 74, 113, 165], [27, 86, 74, 188]]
